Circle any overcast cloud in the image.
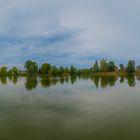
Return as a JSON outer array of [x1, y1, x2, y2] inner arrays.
[[0, 0, 140, 68]]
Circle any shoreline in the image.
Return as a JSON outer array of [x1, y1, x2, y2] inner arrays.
[[1, 71, 140, 77]]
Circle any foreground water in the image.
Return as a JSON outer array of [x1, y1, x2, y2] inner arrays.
[[0, 76, 140, 140]]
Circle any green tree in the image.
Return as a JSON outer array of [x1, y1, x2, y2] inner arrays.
[[93, 60, 99, 72], [8, 67, 19, 75], [40, 63, 51, 75], [126, 60, 135, 74], [108, 61, 115, 72], [24, 60, 38, 75], [0, 66, 7, 76], [58, 66, 65, 76], [64, 67, 69, 73], [70, 65, 77, 76], [64, 67, 69, 76], [51, 66, 58, 76], [100, 59, 108, 72]]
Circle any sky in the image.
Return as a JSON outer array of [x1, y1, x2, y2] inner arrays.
[[0, 0, 140, 68]]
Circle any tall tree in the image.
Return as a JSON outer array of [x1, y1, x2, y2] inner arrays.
[[70, 65, 77, 76], [51, 66, 58, 76], [126, 60, 135, 74], [64, 67, 69, 76], [108, 61, 115, 72], [9, 67, 19, 75], [40, 63, 51, 75], [100, 59, 108, 72], [93, 60, 99, 72], [24, 60, 38, 75], [0, 66, 7, 76], [59, 66, 65, 76]]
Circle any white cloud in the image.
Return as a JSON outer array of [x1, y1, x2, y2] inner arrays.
[[0, 0, 140, 67]]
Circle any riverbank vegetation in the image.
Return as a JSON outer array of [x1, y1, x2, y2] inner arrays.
[[0, 59, 139, 76]]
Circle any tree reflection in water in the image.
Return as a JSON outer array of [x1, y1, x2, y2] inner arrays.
[[8, 76, 18, 85], [126, 76, 136, 87], [70, 76, 77, 84], [0, 75, 138, 90], [25, 76, 38, 90], [0, 76, 7, 85]]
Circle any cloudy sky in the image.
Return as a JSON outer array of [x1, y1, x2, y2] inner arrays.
[[0, 0, 140, 68]]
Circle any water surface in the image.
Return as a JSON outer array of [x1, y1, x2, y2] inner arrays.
[[0, 76, 140, 140]]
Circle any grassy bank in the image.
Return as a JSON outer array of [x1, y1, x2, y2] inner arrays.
[[92, 72, 133, 76]]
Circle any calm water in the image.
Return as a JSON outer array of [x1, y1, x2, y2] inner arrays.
[[0, 76, 140, 140]]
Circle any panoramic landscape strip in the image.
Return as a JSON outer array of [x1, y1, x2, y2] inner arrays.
[[0, 59, 139, 76]]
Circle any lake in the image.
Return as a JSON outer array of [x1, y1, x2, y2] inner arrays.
[[0, 75, 140, 140]]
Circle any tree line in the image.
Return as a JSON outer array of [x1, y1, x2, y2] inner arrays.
[[24, 59, 137, 76], [0, 59, 137, 76], [24, 60, 89, 76], [93, 59, 136, 74]]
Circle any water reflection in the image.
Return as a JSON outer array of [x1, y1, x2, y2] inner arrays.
[[0, 76, 7, 85], [120, 76, 124, 83], [91, 76, 100, 88], [40, 77, 51, 88], [8, 76, 18, 85], [70, 76, 77, 84], [0, 75, 138, 90], [25, 76, 38, 90], [136, 75, 140, 81], [127, 76, 136, 87]]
